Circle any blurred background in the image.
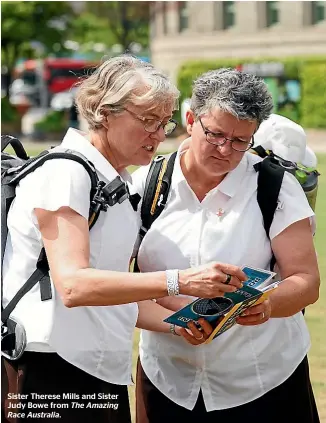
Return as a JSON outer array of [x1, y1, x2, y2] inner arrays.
[[1, 1, 326, 142], [1, 1, 326, 421]]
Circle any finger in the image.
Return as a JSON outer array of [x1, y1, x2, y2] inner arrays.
[[236, 313, 269, 326], [241, 303, 265, 316], [187, 321, 206, 340], [221, 274, 243, 289], [197, 318, 214, 336], [216, 263, 248, 282], [214, 283, 239, 293], [178, 327, 202, 345]]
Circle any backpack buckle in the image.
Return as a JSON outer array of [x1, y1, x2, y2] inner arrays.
[[139, 226, 148, 238], [92, 181, 110, 212], [154, 155, 164, 163]]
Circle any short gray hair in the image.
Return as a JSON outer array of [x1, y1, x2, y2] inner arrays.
[[191, 68, 273, 126], [75, 55, 179, 130]]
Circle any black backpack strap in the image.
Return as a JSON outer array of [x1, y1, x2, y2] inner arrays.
[[1, 150, 101, 326], [254, 157, 285, 270], [1, 135, 29, 160], [141, 152, 177, 236], [1, 249, 49, 325], [10, 149, 99, 190], [252, 145, 269, 158], [10, 149, 101, 230], [134, 152, 177, 272]]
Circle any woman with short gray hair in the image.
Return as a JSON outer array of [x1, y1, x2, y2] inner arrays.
[[2, 58, 246, 423], [133, 68, 320, 422]]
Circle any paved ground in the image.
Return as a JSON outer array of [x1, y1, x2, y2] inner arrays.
[[20, 128, 326, 154]]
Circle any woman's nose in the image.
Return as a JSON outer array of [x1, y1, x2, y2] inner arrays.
[[217, 139, 233, 155], [150, 126, 166, 143]]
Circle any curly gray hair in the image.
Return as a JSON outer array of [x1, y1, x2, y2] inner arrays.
[[190, 68, 274, 126], [75, 55, 179, 130]]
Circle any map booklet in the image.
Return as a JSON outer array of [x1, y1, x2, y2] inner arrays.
[[164, 266, 279, 343]]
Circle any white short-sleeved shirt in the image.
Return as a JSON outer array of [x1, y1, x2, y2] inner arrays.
[[3, 128, 139, 385], [131, 140, 315, 410]]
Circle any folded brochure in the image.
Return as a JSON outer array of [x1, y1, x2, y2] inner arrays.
[[164, 266, 279, 343]]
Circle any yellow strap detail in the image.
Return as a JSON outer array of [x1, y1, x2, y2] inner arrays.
[[150, 159, 168, 216], [88, 211, 96, 227]]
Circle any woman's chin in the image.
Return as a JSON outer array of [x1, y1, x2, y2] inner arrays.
[[140, 150, 156, 164]]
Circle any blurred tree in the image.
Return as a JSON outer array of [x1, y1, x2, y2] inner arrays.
[[1, 1, 73, 94], [68, 12, 115, 52], [86, 1, 149, 50]]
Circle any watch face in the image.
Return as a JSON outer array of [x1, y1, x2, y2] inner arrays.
[[191, 297, 233, 317]]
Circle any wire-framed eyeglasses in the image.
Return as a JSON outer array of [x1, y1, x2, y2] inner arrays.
[[198, 116, 254, 152], [124, 108, 177, 136]]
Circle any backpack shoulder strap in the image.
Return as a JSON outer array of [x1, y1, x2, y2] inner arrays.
[[10, 149, 99, 190], [254, 156, 285, 269], [252, 145, 269, 158], [1, 135, 29, 160], [140, 151, 177, 238], [133, 152, 177, 273], [1, 149, 101, 326]]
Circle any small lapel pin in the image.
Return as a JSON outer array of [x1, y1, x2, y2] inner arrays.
[[217, 208, 225, 217]]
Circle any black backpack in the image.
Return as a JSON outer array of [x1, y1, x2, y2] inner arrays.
[[135, 147, 319, 272], [1, 135, 137, 360]]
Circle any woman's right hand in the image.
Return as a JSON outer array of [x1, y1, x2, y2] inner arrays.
[[178, 262, 247, 298]]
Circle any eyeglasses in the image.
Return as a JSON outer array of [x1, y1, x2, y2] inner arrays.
[[124, 108, 177, 136], [198, 116, 254, 152]]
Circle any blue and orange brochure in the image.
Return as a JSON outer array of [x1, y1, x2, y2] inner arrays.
[[164, 266, 279, 344]]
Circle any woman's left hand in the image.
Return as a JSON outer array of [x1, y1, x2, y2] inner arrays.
[[175, 318, 214, 345], [236, 299, 272, 326]]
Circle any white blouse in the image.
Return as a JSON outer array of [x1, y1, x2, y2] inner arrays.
[[3, 128, 139, 385], [131, 140, 315, 410]]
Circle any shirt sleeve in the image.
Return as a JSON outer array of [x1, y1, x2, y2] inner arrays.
[[26, 158, 92, 222], [269, 171, 316, 240]]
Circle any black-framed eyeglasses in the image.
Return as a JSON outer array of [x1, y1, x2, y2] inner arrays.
[[124, 108, 177, 136], [198, 116, 254, 152]]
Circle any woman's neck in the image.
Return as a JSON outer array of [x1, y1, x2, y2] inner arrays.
[[89, 130, 126, 173], [181, 150, 226, 202]]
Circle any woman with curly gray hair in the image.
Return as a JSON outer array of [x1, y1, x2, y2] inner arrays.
[[2, 59, 247, 423], [133, 68, 320, 423]]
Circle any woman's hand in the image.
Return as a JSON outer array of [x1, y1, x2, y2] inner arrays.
[[179, 262, 247, 299], [236, 299, 272, 326], [175, 318, 214, 346]]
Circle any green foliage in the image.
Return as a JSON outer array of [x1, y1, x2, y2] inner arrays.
[[301, 63, 326, 129], [69, 12, 115, 51], [1, 97, 19, 123], [177, 56, 326, 128], [85, 1, 149, 49], [1, 1, 73, 70], [34, 110, 66, 133]]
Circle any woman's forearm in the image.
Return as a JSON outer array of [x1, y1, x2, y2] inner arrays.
[[156, 296, 193, 311], [60, 268, 168, 307], [269, 273, 320, 317], [136, 300, 174, 333]]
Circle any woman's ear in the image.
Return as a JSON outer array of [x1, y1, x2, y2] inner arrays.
[[186, 110, 194, 135], [100, 109, 110, 130]]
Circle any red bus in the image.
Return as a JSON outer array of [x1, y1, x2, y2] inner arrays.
[[12, 58, 97, 106]]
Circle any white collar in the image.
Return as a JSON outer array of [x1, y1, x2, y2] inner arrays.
[[173, 137, 252, 198]]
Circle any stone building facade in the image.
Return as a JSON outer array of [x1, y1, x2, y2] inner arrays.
[[150, 1, 326, 82]]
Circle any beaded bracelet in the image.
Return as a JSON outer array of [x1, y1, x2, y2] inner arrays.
[[169, 324, 179, 336]]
